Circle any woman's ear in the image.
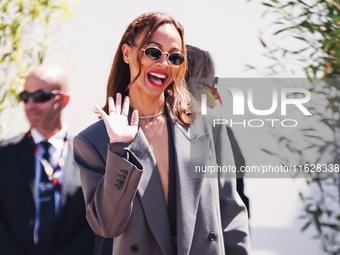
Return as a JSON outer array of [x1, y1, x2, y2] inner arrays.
[[122, 44, 131, 64]]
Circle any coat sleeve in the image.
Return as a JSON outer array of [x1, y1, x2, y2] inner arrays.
[[73, 132, 143, 238], [214, 122, 251, 254]]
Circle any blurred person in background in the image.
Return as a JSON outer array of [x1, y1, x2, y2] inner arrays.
[[0, 64, 95, 255], [185, 44, 250, 217]]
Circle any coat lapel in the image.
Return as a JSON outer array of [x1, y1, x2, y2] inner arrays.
[[170, 118, 208, 255], [130, 129, 174, 255]]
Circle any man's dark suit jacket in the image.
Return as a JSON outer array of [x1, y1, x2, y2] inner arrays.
[[0, 132, 95, 255]]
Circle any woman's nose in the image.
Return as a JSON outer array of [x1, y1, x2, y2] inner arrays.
[[156, 53, 170, 66]]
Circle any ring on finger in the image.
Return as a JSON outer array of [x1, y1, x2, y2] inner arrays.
[[131, 123, 138, 126], [121, 113, 128, 117], [109, 110, 115, 114]]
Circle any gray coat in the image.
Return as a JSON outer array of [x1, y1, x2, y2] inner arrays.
[[73, 110, 250, 255]]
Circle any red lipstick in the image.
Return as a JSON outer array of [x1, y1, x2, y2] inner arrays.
[[147, 70, 169, 88]]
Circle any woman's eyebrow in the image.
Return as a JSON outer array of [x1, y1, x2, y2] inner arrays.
[[147, 41, 181, 51]]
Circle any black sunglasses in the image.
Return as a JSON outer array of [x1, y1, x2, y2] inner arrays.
[[142, 46, 185, 66], [19, 90, 63, 103]]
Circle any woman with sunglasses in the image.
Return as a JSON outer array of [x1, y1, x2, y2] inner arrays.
[[73, 12, 250, 255]]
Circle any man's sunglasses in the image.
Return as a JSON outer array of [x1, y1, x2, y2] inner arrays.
[[142, 46, 185, 66], [19, 90, 64, 103]]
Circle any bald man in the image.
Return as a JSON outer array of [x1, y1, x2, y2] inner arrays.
[[0, 65, 95, 255]]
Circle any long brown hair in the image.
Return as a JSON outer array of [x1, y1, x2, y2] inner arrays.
[[185, 44, 215, 84], [103, 12, 190, 124]]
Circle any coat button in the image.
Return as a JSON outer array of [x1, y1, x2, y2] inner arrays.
[[131, 244, 139, 253], [208, 232, 216, 241]]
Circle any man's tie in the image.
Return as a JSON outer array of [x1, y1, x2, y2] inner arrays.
[[38, 141, 55, 246]]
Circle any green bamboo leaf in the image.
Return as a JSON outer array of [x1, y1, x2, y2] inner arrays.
[[278, 136, 286, 142], [301, 220, 312, 231], [259, 37, 267, 48], [326, 14, 340, 22], [282, 1, 296, 7], [1, 0, 10, 12], [273, 28, 288, 35], [261, 10, 269, 18], [320, 223, 340, 231], [245, 64, 256, 70], [291, 48, 309, 54], [262, 2, 275, 8], [303, 134, 323, 139], [10, 18, 20, 39], [297, 0, 310, 7], [261, 148, 275, 155], [0, 92, 7, 104], [300, 128, 316, 131], [0, 53, 10, 63], [305, 145, 317, 150], [310, 90, 327, 95], [58, 0, 72, 20], [300, 20, 315, 34], [293, 36, 307, 41]]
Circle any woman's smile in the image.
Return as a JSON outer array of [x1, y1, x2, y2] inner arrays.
[[147, 70, 169, 87]]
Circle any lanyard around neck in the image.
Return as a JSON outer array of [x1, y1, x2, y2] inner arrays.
[[31, 132, 69, 187]]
